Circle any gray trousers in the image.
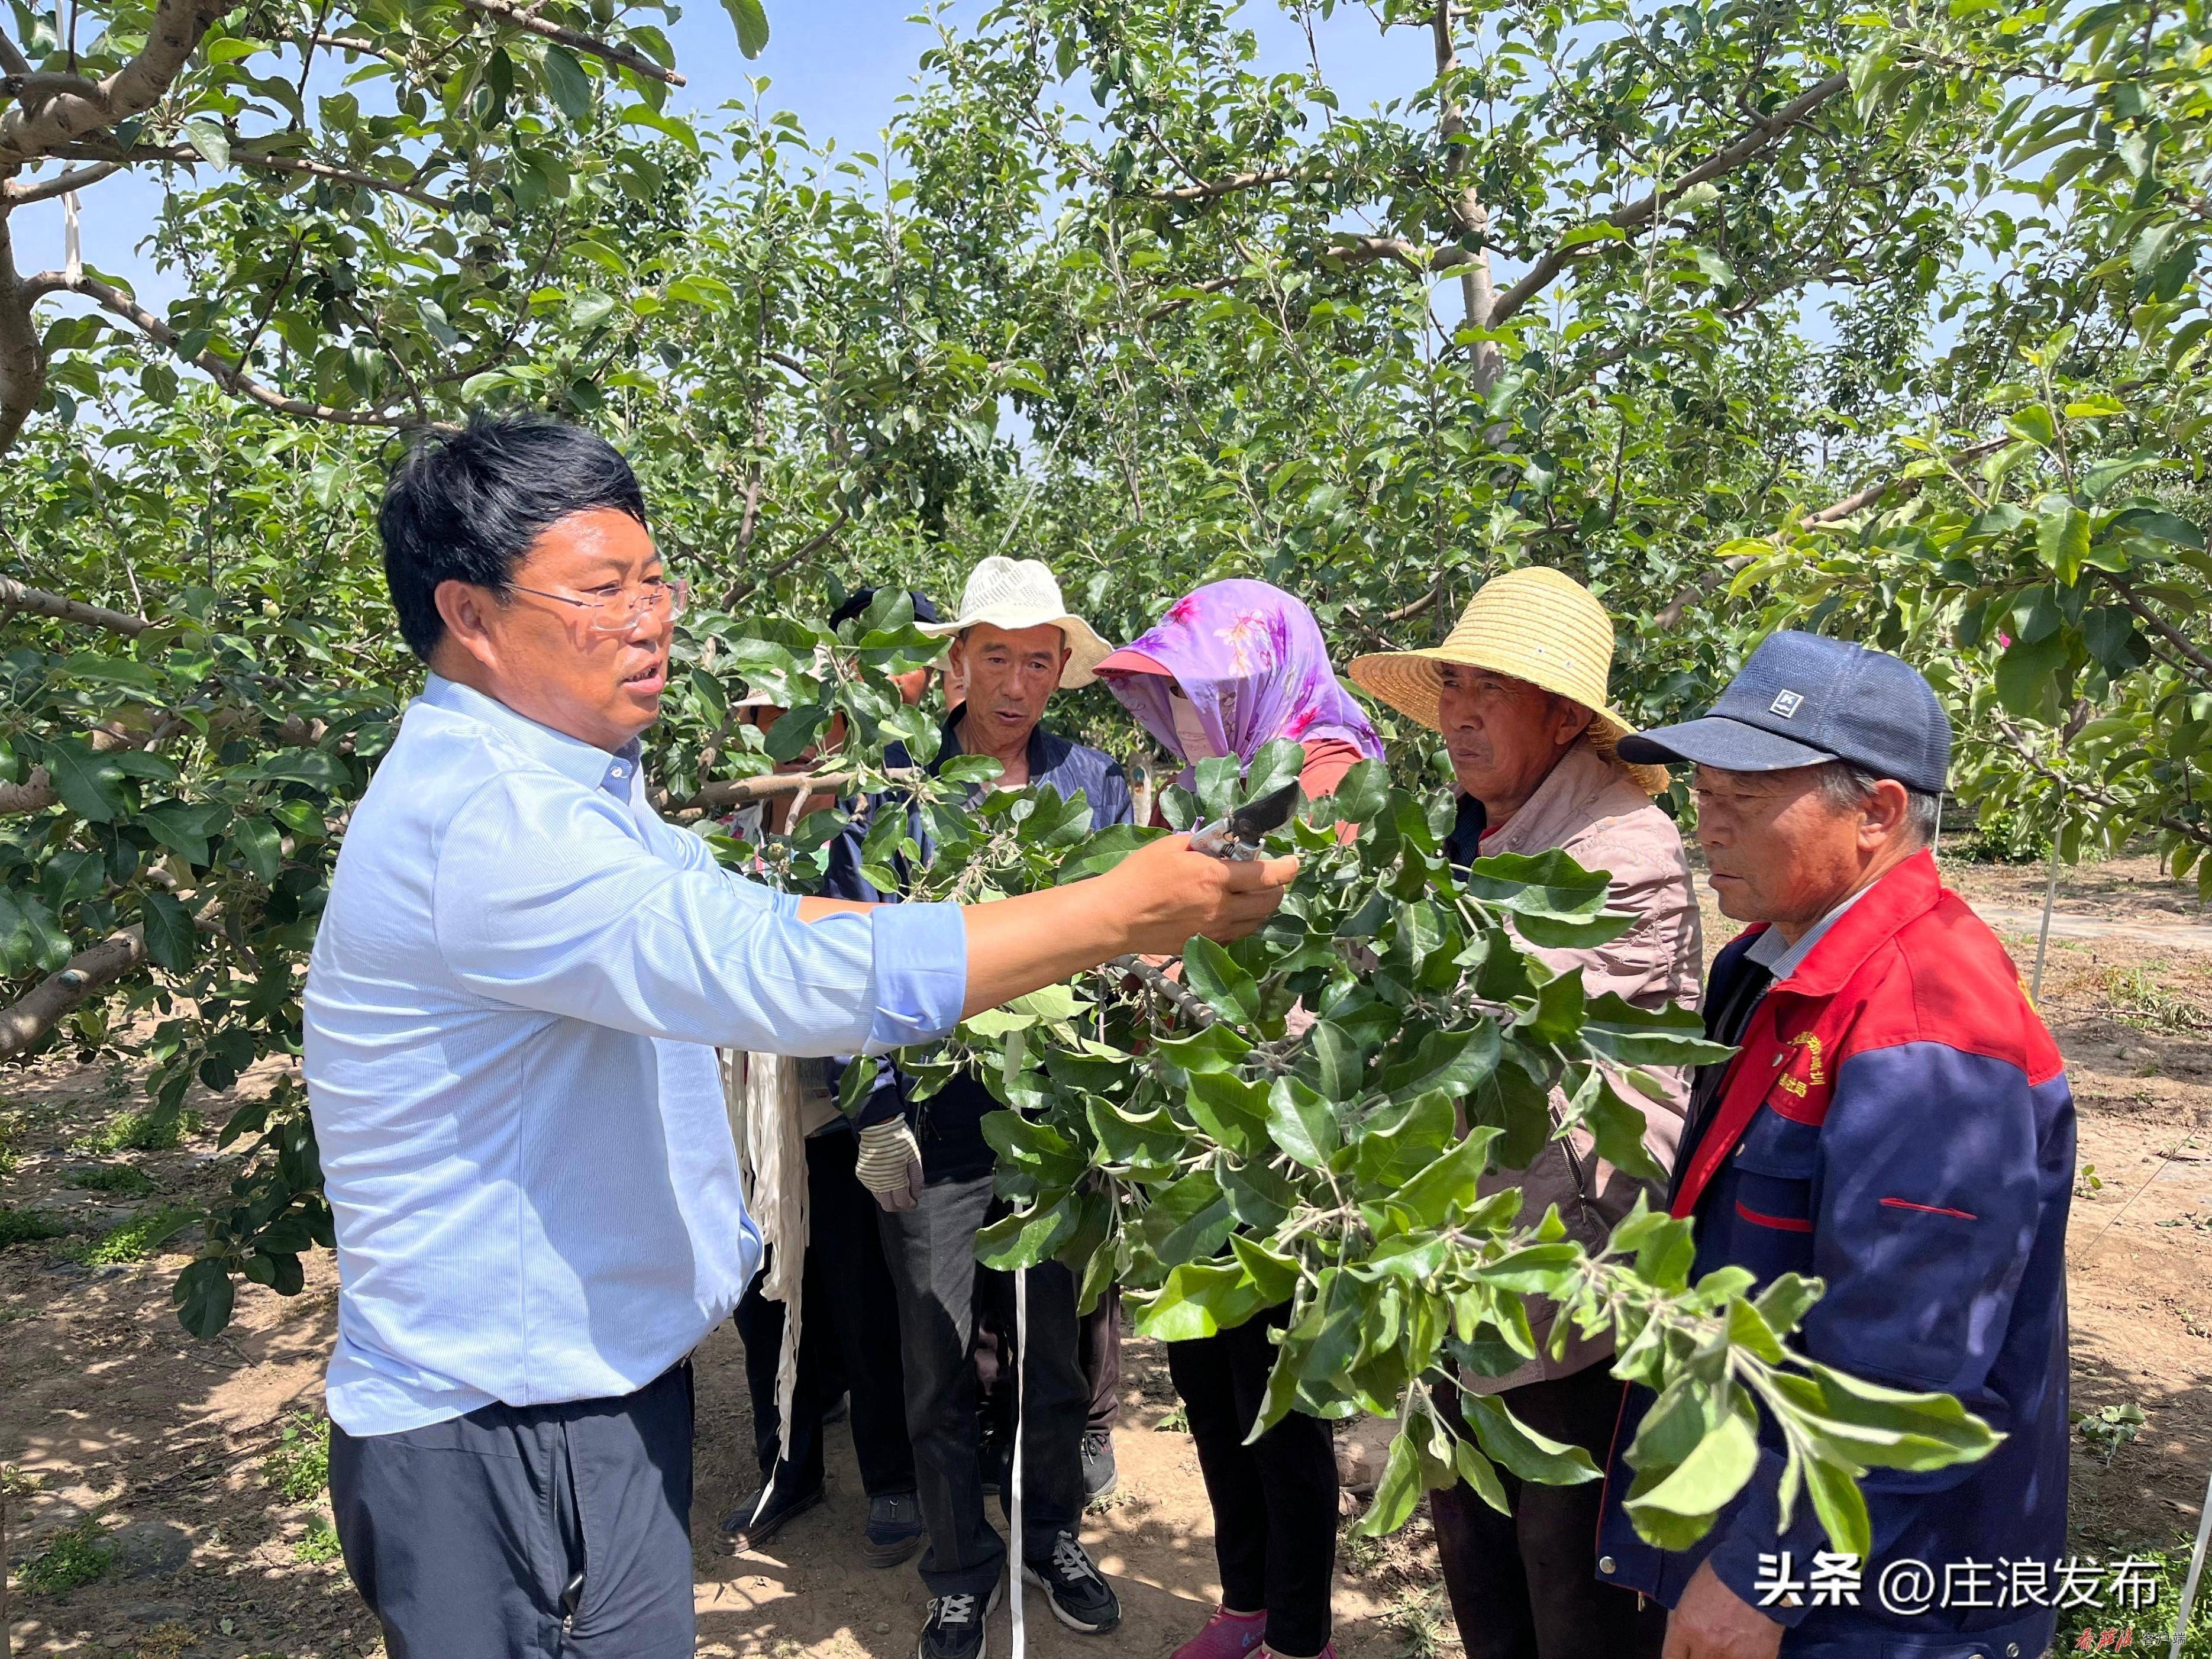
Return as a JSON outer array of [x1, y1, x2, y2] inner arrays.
[[330, 1361, 695, 1658], [879, 1173, 1087, 1596]]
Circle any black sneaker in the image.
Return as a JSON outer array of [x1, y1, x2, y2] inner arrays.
[[864, 1491, 924, 1567], [1081, 1428, 1118, 1500], [919, 1577, 1004, 1659], [721, 1477, 824, 1550], [1023, 1531, 1121, 1634]]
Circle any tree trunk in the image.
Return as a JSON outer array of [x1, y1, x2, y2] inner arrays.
[[1432, 1, 1501, 397]]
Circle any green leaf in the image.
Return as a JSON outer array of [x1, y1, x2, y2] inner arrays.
[[976, 1202, 1078, 1269], [1330, 760, 1389, 825], [1186, 1071, 1270, 1158], [721, 0, 771, 57], [1625, 1409, 1758, 1520], [2035, 495, 2090, 585], [1994, 632, 2068, 719], [541, 45, 593, 121], [1266, 1075, 1340, 1167], [231, 816, 283, 885], [1229, 1233, 1300, 1304], [1135, 1258, 1273, 1341], [1136, 1167, 1233, 1266], [1353, 1426, 1424, 1537], [1464, 1392, 1600, 1484], [141, 891, 196, 973], [41, 738, 127, 822], [1154, 1021, 1254, 1075], [1183, 935, 1261, 1024], [173, 1258, 235, 1339], [1383, 1127, 1500, 1228], [182, 118, 232, 167]]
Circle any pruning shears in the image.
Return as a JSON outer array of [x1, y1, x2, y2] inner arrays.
[[1189, 780, 1302, 861]]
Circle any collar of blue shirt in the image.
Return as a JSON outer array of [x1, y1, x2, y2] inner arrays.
[[420, 672, 643, 798]]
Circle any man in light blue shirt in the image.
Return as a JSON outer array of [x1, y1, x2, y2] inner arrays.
[[306, 415, 1296, 1659]]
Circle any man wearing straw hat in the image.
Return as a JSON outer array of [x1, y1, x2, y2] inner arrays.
[[849, 555, 1133, 1659], [1349, 566, 1702, 1659]]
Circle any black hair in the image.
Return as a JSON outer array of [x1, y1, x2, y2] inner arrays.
[[377, 413, 649, 662]]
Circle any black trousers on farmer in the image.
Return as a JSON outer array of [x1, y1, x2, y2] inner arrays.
[[981, 1282, 1123, 1434], [330, 1360, 695, 1659], [735, 1128, 918, 1500], [1430, 1366, 1666, 1659], [1168, 1302, 1339, 1658], [878, 1172, 1088, 1597]]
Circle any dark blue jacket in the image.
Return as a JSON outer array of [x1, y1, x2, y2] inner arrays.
[[1596, 851, 2074, 1659], [829, 711, 1132, 1182]]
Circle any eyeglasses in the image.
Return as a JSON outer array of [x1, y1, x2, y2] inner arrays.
[[509, 577, 689, 635]]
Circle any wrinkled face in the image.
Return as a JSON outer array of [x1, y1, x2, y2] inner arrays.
[[949, 622, 1068, 752], [434, 506, 669, 753], [1691, 764, 1871, 928], [1434, 664, 1591, 809]]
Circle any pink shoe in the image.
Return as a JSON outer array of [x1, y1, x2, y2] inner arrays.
[[1173, 1608, 1267, 1659]]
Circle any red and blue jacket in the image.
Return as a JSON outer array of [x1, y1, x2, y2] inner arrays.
[[1596, 851, 2075, 1659]]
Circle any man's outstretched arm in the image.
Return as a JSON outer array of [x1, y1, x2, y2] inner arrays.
[[798, 832, 1297, 1019]]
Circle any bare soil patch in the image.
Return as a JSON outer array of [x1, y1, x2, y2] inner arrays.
[[4, 850, 2210, 1656]]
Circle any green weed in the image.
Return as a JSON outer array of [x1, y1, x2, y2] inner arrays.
[[66, 1163, 156, 1196], [69, 1205, 193, 1266], [263, 1411, 331, 1504], [292, 1513, 343, 1566], [1382, 1583, 1455, 1659], [75, 1108, 195, 1154], [18, 1518, 114, 1595], [2053, 1537, 2212, 1657], [0, 1206, 74, 1249], [1152, 1403, 1189, 1434], [2102, 966, 2212, 1034], [2075, 1400, 2146, 1466]]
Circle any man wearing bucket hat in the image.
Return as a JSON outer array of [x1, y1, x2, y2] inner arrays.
[[1593, 631, 2074, 1659], [1350, 566, 1702, 1659], [848, 555, 1135, 1659]]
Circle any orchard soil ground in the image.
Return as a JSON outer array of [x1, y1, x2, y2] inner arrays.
[[5, 851, 2212, 1658]]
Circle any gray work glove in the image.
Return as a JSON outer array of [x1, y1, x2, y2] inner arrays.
[[855, 1119, 923, 1212]]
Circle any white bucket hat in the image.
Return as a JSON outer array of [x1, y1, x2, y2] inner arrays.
[[916, 556, 1114, 689]]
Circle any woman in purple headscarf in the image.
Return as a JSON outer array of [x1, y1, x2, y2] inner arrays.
[[1096, 578, 1383, 817], [1095, 580, 1380, 1659]]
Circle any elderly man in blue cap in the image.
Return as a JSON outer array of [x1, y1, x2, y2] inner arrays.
[[1597, 631, 2076, 1659]]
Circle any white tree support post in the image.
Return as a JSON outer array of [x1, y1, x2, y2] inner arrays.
[[2171, 1457, 2212, 1659]]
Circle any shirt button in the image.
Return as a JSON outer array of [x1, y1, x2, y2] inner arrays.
[[1597, 1555, 1616, 1575]]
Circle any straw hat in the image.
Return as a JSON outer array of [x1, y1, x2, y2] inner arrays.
[[1347, 567, 1670, 796], [916, 556, 1113, 689]]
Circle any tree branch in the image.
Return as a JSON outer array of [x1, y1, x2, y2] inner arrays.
[[0, 925, 144, 1060], [2, 157, 118, 203], [2101, 572, 2212, 685], [1653, 436, 2008, 629], [451, 0, 684, 86], [46, 140, 455, 209], [0, 573, 151, 635], [1147, 167, 1297, 204], [21, 269, 453, 431], [1487, 72, 1853, 331], [1106, 953, 1215, 1027], [719, 506, 852, 609], [0, 0, 227, 163], [0, 208, 41, 451], [647, 763, 921, 818]]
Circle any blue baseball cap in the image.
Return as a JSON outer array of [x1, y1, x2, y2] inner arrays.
[[1616, 630, 1951, 794]]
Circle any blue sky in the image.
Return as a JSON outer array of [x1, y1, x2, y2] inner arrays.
[[12, 1, 1436, 310]]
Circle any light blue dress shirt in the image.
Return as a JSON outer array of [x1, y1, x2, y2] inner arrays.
[[304, 676, 968, 1436]]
